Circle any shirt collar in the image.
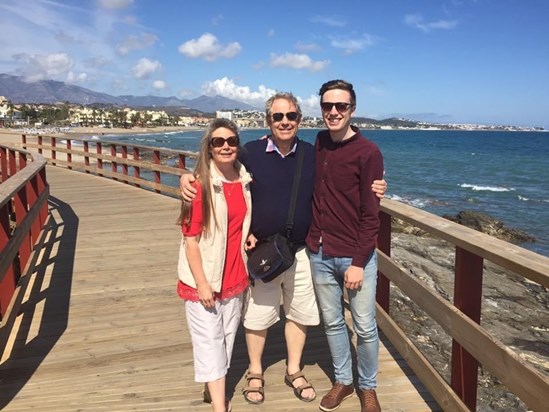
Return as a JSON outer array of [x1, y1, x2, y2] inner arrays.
[[266, 136, 298, 158]]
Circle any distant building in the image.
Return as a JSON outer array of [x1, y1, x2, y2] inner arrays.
[[216, 111, 233, 120]]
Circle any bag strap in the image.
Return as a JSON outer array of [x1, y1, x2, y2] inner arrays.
[[285, 141, 305, 240]]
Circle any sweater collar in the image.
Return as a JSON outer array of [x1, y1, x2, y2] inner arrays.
[[209, 160, 252, 187]]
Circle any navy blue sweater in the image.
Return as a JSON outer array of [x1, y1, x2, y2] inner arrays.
[[239, 138, 315, 245]]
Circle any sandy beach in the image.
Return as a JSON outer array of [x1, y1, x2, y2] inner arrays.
[[0, 125, 202, 147]]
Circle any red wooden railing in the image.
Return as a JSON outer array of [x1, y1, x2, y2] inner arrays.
[[0, 144, 49, 322], [23, 134, 194, 197], [376, 200, 549, 411]]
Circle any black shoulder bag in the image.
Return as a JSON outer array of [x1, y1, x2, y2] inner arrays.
[[246, 143, 305, 283]]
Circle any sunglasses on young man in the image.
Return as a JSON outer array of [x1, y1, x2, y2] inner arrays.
[[210, 135, 239, 148], [271, 112, 299, 122], [320, 102, 354, 113]]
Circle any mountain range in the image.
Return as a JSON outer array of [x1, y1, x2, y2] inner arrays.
[[0, 74, 258, 113]]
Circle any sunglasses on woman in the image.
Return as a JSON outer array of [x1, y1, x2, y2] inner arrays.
[[320, 102, 354, 113], [271, 112, 299, 122], [210, 135, 239, 148]]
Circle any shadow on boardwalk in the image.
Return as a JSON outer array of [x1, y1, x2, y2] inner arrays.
[[0, 197, 77, 409]]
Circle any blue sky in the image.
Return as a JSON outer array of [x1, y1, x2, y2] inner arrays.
[[0, 0, 548, 128]]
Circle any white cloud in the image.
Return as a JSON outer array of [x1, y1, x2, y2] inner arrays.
[[153, 80, 166, 90], [310, 15, 346, 27], [178, 33, 242, 62], [295, 41, 320, 52], [331, 35, 374, 54], [202, 77, 276, 107], [404, 14, 458, 33], [67, 71, 88, 83], [132, 58, 161, 79], [298, 94, 322, 117], [116, 33, 158, 55], [14, 52, 73, 82], [98, 0, 134, 10], [269, 53, 329, 72], [201, 77, 322, 117]]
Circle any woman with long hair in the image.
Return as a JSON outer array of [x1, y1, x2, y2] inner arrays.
[[177, 118, 252, 412]]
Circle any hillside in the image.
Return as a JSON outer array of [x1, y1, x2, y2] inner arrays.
[[0, 74, 258, 112]]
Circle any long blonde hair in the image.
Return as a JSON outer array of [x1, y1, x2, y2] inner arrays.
[[177, 118, 240, 234]]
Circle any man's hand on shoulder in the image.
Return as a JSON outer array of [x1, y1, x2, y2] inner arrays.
[[371, 174, 387, 199], [180, 173, 197, 202]]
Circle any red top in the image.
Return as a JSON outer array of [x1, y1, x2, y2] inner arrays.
[[178, 180, 249, 301]]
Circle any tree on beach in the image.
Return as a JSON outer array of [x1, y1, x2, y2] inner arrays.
[[130, 111, 142, 127]]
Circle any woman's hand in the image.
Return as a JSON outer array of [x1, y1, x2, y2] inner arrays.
[[196, 282, 215, 308]]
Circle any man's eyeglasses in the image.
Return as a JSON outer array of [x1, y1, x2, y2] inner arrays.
[[320, 102, 354, 113], [210, 136, 239, 148], [271, 112, 299, 122]]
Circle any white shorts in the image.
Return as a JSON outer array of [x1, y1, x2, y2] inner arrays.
[[185, 293, 243, 382], [243, 247, 319, 330]]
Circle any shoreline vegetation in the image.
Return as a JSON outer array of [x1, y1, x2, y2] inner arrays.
[[1, 126, 547, 411]]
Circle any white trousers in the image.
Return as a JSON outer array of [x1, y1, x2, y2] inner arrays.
[[185, 293, 244, 382]]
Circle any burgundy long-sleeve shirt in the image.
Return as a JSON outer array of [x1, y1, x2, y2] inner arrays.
[[306, 126, 384, 267]]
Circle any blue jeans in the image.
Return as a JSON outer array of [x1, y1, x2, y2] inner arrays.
[[309, 247, 379, 390]]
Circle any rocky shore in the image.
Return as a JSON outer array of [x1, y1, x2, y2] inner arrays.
[[388, 211, 548, 411]]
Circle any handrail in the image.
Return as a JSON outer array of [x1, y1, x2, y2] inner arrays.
[[22, 134, 196, 198], [377, 199, 549, 411], [18, 133, 549, 411], [0, 144, 49, 339]]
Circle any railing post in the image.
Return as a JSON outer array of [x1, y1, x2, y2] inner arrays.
[[133, 147, 140, 188], [38, 135, 43, 154], [67, 139, 72, 169], [15, 184, 30, 276], [29, 173, 41, 242], [451, 246, 483, 411], [153, 149, 161, 193], [51, 137, 57, 166], [9, 148, 17, 176], [121, 145, 128, 183], [0, 146, 7, 182], [38, 168, 48, 225], [84, 141, 90, 173], [97, 142, 103, 177], [0, 203, 15, 319], [22, 134, 27, 150], [376, 210, 391, 313], [178, 153, 186, 170], [111, 144, 118, 181]]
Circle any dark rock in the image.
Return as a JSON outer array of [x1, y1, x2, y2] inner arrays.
[[442, 210, 536, 243], [387, 231, 548, 412]]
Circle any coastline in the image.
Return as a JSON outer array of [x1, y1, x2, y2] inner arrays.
[[0, 125, 203, 147]]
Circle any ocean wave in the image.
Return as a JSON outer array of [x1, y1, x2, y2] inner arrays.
[[460, 183, 514, 192], [518, 195, 549, 203], [387, 194, 429, 208]]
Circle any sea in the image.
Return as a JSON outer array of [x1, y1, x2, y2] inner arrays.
[[101, 129, 549, 257]]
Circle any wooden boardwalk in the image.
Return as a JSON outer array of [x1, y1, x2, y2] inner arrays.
[[0, 166, 440, 411]]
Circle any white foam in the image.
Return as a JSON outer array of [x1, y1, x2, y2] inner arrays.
[[460, 183, 514, 192], [387, 194, 428, 208]]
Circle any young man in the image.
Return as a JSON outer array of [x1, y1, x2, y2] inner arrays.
[[306, 80, 383, 412], [180, 92, 386, 406]]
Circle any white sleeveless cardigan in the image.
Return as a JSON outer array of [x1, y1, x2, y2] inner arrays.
[[177, 161, 252, 292]]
